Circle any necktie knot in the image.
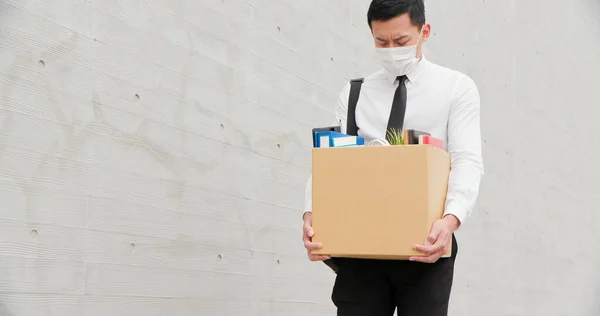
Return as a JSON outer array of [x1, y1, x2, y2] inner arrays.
[[397, 75, 407, 84]]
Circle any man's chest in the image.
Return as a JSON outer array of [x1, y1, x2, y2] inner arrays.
[[354, 83, 453, 141]]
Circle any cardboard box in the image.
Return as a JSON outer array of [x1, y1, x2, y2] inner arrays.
[[311, 145, 451, 259]]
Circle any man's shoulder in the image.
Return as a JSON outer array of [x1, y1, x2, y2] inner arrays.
[[364, 69, 389, 83], [427, 60, 478, 89], [345, 69, 388, 84], [426, 61, 480, 106], [338, 69, 387, 97]]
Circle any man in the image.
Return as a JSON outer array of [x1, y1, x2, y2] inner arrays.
[[302, 0, 484, 315]]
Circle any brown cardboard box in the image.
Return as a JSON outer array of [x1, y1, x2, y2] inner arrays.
[[311, 145, 451, 259]]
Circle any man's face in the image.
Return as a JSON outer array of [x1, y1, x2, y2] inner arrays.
[[371, 13, 430, 54]]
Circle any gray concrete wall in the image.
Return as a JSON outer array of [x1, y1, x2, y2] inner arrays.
[[0, 0, 598, 315]]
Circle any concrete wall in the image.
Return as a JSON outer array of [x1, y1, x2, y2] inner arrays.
[[0, 0, 599, 315]]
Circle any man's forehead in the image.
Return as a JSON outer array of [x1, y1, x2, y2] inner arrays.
[[371, 19, 419, 38], [373, 30, 412, 40]]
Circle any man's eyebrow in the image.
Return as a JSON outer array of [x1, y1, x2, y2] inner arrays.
[[375, 37, 388, 41], [393, 35, 410, 41]]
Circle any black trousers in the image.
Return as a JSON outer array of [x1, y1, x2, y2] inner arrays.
[[330, 235, 458, 316]]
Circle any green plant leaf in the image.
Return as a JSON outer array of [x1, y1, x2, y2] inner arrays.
[[386, 128, 405, 145]]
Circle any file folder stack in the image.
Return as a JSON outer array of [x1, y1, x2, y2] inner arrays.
[[314, 131, 365, 148]]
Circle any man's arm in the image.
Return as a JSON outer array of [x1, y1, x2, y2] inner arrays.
[[303, 82, 351, 216], [411, 74, 483, 263], [302, 82, 351, 262], [443, 75, 484, 226]]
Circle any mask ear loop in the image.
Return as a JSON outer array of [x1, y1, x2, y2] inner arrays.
[[415, 27, 425, 58]]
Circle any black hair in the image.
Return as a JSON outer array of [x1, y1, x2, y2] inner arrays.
[[367, 0, 426, 29]]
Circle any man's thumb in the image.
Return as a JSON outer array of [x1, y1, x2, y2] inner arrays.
[[425, 230, 438, 246], [303, 224, 314, 237]]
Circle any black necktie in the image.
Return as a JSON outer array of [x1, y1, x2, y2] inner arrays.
[[386, 75, 408, 142]]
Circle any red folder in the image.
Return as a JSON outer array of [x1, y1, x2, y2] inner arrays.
[[419, 135, 445, 150]]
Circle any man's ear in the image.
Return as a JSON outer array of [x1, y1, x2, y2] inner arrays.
[[416, 24, 430, 58], [421, 24, 431, 43]]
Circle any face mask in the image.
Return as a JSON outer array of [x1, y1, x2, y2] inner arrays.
[[376, 31, 423, 77]]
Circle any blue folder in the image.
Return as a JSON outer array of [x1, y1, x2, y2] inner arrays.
[[314, 131, 364, 148]]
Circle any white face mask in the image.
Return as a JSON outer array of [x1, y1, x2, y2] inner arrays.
[[376, 31, 423, 77]]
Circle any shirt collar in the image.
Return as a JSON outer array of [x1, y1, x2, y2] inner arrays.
[[385, 55, 428, 85]]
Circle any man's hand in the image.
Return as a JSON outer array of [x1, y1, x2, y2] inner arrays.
[[302, 212, 331, 262], [410, 214, 460, 263]]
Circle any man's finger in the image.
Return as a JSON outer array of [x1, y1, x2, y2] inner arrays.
[[309, 254, 331, 261], [409, 249, 445, 263], [425, 234, 436, 246], [413, 243, 445, 256], [302, 230, 310, 243], [425, 226, 441, 246], [302, 225, 319, 249], [409, 255, 431, 263], [413, 244, 438, 255], [409, 255, 436, 263], [414, 231, 448, 255], [303, 224, 314, 238], [304, 240, 323, 251]]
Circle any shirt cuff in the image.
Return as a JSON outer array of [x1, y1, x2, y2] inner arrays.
[[443, 202, 467, 228], [303, 202, 312, 215]]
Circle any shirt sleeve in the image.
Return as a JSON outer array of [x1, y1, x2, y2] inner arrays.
[[303, 82, 351, 215], [443, 75, 484, 225]]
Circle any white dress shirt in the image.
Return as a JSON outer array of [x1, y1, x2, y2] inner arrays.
[[305, 56, 484, 225]]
